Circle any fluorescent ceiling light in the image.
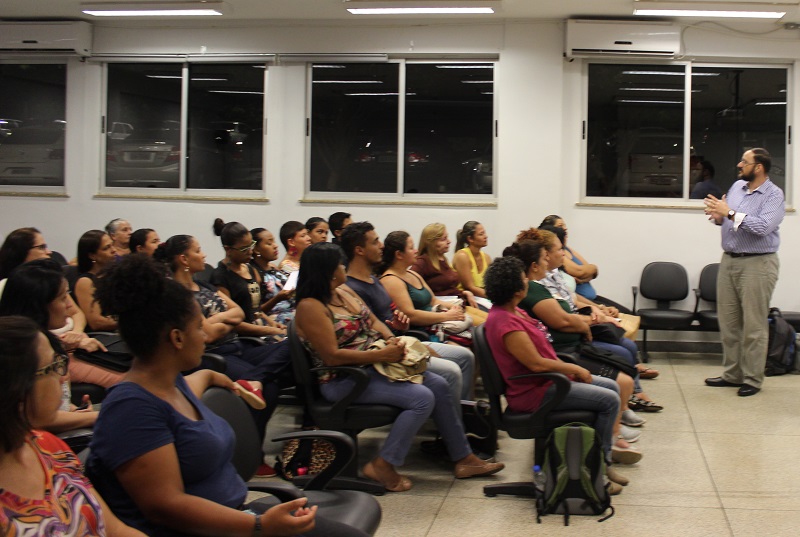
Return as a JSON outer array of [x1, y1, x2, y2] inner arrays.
[[344, 92, 417, 96], [435, 65, 493, 69], [634, 9, 785, 18], [348, 7, 494, 15], [461, 80, 493, 84], [618, 99, 683, 104], [621, 70, 719, 76], [633, 1, 785, 19], [619, 87, 701, 92], [208, 90, 263, 95], [312, 65, 346, 69], [313, 80, 383, 84], [480, 91, 494, 95], [755, 101, 787, 105], [191, 77, 228, 81], [82, 2, 227, 17], [146, 75, 181, 79]]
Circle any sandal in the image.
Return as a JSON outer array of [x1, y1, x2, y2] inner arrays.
[[629, 395, 663, 413], [636, 365, 660, 379], [234, 380, 267, 410], [363, 461, 413, 492]]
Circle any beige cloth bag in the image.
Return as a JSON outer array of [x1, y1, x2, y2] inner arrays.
[[617, 313, 641, 341], [370, 336, 430, 383]]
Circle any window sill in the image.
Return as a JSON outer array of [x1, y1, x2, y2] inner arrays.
[[576, 200, 795, 212], [300, 197, 496, 207], [94, 192, 270, 203], [0, 190, 68, 198]]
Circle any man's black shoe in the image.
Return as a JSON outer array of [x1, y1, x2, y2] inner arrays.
[[738, 384, 760, 397], [705, 377, 743, 387]]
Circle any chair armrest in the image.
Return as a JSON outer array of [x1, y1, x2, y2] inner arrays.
[[246, 480, 305, 502], [404, 329, 431, 342], [508, 371, 573, 416], [238, 336, 267, 347], [271, 430, 355, 491], [201, 352, 228, 373], [693, 288, 701, 315], [631, 286, 639, 313], [309, 366, 371, 419]]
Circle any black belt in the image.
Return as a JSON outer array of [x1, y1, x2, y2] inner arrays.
[[725, 252, 771, 258]]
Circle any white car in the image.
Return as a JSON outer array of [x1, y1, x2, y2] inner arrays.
[[0, 126, 64, 186]]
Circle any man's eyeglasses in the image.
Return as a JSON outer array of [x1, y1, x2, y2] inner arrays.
[[29, 244, 48, 251], [35, 354, 69, 377], [740, 160, 758, 167], [230, 240, 257, 253]]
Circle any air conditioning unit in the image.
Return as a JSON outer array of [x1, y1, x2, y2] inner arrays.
[[0, 21, 92, 56], [565, 19, 681, 59]]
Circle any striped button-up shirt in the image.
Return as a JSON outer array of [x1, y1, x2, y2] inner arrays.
[[721, 178, 784, 254]]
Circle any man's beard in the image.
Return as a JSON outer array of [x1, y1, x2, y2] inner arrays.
[[740, 168, 756, 183]]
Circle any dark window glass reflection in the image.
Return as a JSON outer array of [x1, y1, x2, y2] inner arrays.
[[0, 64, 66, 187]]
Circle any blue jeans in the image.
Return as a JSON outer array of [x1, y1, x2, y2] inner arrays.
[[593, 338, 643, 393], [425, 341, 474, 400], [540, 375, 620, 462], [320, 369, 472, 466]]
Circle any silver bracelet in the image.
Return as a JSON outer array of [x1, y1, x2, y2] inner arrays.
[[253, 513, 262, 536]]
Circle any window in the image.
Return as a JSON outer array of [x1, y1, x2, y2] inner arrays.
[[309, 61, 495, 195], [0, 64, 66, 187], [105, 63, 265, 191], [585, 63, 788, 200]]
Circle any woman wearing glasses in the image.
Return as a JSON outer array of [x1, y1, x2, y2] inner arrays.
[[211, 219, 286, 339], [0, 227, 52, 282], [0, 316, 145, 536]]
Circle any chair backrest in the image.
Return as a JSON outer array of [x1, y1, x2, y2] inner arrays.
[[698, 263, 720, 303], [639, 261, 689, 306], [287, 321, 324, 406], [473, 325, 510, 430], [201, 387, 262, 481]]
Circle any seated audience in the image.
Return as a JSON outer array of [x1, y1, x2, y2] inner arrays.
[[482, 257, 634, 489], [294, 243, 504, 492], [0, 316, 145, 536], [128, 228, 160, 256], [73, 230, 118, 332], [0, 227, 52, 282], [452, 221, 491, 299], [305, 217, 329, 244], [0, 259, 121, 402], [412, 223, 480, 308], [86, 254, 362, 537], [277, 220, 312, 273], [210, 219, 286, 339], [328, 211, 352, 245], [341, 221, 475, 401], [250, 226, 296, 325], [105, 218, 133, 257], [380, 231, 470, 335]]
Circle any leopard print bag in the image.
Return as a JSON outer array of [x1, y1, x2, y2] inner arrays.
[[274, 429, 336, 480]]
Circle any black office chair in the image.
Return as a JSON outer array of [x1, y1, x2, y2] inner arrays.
[[472, 325, 598, 499], [201, 387, 382, 536], [287, 321, 401, 495], [693, 263, 720, 331], [632, 262, 695, 361]]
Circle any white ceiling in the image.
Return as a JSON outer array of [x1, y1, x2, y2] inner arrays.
[[0, 0, 672, 23]]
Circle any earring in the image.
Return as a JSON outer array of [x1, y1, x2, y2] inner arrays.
[[184, 266, 190, 272], [91, 259, 96, 264]]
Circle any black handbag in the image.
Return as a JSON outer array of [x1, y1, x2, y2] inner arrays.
[[577, 343, 638, 379], [72, 333, 133, 372], [589, 323, 626, 345]]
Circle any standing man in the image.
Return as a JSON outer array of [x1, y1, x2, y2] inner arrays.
[[703, 148, 784, 396]]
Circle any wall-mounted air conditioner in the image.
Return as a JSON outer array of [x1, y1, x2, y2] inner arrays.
[[0, 21, 92, 56], [565, 19, 682, 59]]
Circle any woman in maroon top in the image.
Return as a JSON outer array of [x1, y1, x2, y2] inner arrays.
[[482, 256, 640, 485]]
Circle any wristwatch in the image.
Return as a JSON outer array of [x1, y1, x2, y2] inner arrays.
[[727, 209, 736, 220]]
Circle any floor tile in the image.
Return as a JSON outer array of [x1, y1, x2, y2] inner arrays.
[[727, 508, 800, 536]]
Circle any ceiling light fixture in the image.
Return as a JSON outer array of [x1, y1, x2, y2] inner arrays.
[[618, 99, 683, 104], [348, 7, 494, 15], [82, 2, 228, 17], [313, 80, 383, 84], [621, 70, 720, 77], [633, 1, 785, 19]]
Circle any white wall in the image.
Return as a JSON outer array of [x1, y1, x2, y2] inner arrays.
[[1, 19, 798, 329]]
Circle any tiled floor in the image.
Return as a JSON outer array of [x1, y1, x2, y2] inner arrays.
[[258, 352, 800, 536]]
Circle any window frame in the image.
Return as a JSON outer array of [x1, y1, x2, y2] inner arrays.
[[0, 58, 69, 197], [580, 60, 792, 207], [303, 58, 499, 204], [98, 61, 270, 199]]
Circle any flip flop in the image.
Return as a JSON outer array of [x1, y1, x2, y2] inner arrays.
[[637, 365, 660, 379], [363, 461, 413, 492], [234, 380, 267, 410]]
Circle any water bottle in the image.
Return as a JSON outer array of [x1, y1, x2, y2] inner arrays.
[[436, 324, 445, 343], [532, 464, 546, 493]]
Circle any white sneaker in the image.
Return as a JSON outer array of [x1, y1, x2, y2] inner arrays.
[[621, 409, 646, 427], [611, 444, 643, 465], [618, 424, 641, 443]]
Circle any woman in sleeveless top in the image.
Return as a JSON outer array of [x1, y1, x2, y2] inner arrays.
[[73, 230, 118, 332], [452, 220, 491, 299], [294, 243, 504, 493], [378, 231, 468, 332], [249, 227, 295, 325]]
